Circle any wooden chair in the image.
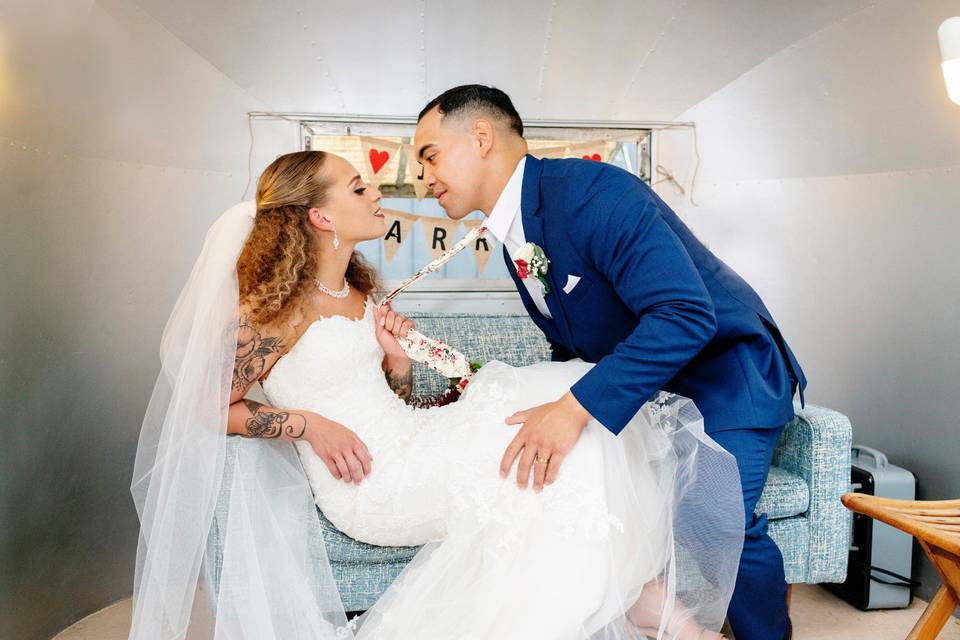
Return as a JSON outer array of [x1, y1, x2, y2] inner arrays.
[[841, 494, 960, 639]]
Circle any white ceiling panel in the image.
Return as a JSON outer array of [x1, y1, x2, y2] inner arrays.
[[421, 0, 555, 115], [613, 0, 876, 119], [128, 0, 877, 120], [535, 0, 678, 119], [3, 0, 934, 173]]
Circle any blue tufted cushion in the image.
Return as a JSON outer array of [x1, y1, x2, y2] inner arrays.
[[755, 465, 809, 520], [318, 507, 420, 564], [406, 312, 551, 397], [330, 562, 409, 612]]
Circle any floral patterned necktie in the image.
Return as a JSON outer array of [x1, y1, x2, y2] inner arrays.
[[377, 224, 487, 387]]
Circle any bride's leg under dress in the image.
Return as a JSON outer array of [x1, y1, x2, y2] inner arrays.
[[352, 362, 676, 639], [355, 423, 628, 639]]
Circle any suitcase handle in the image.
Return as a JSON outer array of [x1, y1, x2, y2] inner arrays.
[[851, 444, 888, 469]]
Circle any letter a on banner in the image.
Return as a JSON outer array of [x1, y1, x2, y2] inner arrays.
[[381, 209, 418, 263]]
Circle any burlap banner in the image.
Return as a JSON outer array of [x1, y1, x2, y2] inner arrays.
[[461, 219, 494, 274], [420, 217, 463, 261], [402, 144, 428, 200], [379, 212, 501, 273], [531, 144, 570, 159], [566, 140, 610, 163], [355, 137, 613, 194], [360, 137, 401, 187], [381, 209, 419, 263]]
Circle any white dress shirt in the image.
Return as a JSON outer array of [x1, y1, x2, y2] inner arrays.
[[484, 156, 552, 318]]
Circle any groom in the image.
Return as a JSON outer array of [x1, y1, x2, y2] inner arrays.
[[414, 84, 806, 640]]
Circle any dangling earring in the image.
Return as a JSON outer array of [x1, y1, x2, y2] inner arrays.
[[331, 223, 341, 250]]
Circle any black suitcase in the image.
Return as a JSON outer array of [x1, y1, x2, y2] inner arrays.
[[826, 445, 919, 609]]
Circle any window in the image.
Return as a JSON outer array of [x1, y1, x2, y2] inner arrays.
[[296, 115, 652, 309]]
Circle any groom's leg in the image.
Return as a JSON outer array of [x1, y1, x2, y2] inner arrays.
[[710, 425, 789, 640]]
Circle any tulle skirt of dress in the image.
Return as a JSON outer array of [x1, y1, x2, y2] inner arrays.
[[343, 360, 745, 640]]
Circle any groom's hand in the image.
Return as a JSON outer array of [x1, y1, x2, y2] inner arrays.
[[500, 392, 593, 493]]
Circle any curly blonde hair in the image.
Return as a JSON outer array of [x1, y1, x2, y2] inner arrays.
[[236, 151, 380, 326]]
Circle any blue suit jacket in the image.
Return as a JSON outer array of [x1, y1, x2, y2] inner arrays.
[[503, 155, 807, 436]]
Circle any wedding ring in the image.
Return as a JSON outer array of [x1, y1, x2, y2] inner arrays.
[[534, 454, 549, 464]]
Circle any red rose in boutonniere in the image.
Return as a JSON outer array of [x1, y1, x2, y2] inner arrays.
[[512, 243, 551, 295], [514, 259, 530, 280]]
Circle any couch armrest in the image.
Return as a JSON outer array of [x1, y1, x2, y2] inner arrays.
[[772, 403, 853, 583]]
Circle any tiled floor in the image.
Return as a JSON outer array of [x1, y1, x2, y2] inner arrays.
[[55, 584, 960, 639]]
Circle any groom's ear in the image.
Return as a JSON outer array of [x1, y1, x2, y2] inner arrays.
[[472, 117, 495, 159]]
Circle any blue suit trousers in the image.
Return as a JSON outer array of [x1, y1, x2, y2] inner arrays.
[[711, 426, 790, 640]]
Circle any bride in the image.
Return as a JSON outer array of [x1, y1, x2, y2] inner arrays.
[[129, 150, 744, 640]]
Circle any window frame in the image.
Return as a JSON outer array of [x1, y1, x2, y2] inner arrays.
[[256, 113, 662, 305]]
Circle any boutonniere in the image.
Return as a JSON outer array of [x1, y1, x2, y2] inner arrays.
[[513, 242, 551, 295]]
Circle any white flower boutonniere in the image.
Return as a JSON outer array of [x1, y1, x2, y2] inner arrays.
[[512, 242, 551, 295]]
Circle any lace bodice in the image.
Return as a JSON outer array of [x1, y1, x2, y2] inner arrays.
[[262, 299, 407, 426], [261, 298, 466, 544]]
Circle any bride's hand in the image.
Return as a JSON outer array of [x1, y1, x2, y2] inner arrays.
[[374, 303, 415, 361], [303, 413, 373, 483]]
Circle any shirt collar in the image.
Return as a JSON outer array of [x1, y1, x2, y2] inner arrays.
[[484, 156, 526, 244]]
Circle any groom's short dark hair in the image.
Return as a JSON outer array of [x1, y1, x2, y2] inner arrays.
[[418, 84, 523, 137]]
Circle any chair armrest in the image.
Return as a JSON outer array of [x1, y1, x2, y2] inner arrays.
[[772, 403, 853, 582]]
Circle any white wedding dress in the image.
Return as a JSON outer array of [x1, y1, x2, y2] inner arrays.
[[129, 202, 742, 640], [260, 297, 739, 639]]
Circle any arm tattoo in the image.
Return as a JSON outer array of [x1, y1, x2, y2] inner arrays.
[[240, 398, 307, 439], [232, 318, 284, 391], [385, 367, 413, 403]]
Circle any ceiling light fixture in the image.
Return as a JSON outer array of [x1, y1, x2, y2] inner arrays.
[[938, 17, 960, 104]]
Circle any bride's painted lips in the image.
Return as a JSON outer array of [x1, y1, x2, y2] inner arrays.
[[373, 207, 384, 218]]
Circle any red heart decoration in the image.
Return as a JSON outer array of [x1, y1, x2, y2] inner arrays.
[[369, 149, 390, 174], [582, 153, 602, 162]]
